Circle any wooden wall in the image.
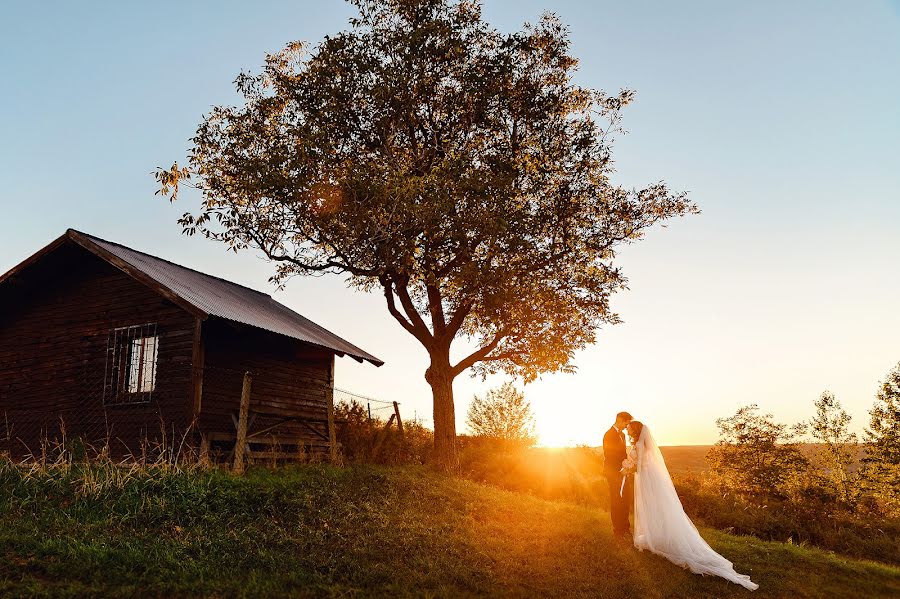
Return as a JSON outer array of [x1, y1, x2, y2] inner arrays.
[[0, 242, 196, 457], [200, 319, 334, 448]]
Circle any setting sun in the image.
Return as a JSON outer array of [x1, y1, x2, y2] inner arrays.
[[534, 408, 583, 448]]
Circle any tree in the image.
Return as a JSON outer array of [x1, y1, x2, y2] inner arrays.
[[466, 382, 536, 445], [156, 0, 696, 468], [707, 405, 807, 498], [806, 391, 858, 505], [863, 362, 900, 514]]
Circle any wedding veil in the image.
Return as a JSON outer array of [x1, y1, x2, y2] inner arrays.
[[633, 426, 758, 591]]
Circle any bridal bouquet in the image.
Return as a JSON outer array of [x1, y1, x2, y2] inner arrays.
[[619, 455, 637, 497]]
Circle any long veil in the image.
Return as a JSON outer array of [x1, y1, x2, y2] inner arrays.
[[634, 426, 758, 591]]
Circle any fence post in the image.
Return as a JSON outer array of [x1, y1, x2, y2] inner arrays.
[[393, 401, 404, 436], [233, 371, 252, 474], [199, 433, 209, 466], [326, 355, 337, 463]]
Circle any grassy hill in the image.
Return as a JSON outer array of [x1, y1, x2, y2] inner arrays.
[[1, 464, 897, 598]]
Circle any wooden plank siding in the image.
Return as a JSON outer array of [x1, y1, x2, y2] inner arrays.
[[200, 319, 334, 450], [0, 242, 196, 458]]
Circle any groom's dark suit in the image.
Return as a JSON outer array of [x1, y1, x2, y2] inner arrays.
[[603, 426, 632, 536]]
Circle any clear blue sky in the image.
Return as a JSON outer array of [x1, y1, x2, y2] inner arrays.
[[2, 1, 898, 445]]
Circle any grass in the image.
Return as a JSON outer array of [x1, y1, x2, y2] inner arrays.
[[0, 462, 898, 598]]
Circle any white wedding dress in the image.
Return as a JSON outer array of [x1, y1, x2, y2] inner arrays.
[[629, 426, 758, 591]]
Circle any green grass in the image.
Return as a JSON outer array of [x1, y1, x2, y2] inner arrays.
[[0, 464, 897, 598]]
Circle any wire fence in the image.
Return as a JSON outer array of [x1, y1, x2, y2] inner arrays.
[[333, 387, 398, 421]]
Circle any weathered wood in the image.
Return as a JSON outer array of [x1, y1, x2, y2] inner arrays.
[[0, 241, 197, 458], [0, 236, 361, 462], [247, 417, 294, 439], [248, 451, 312, 460], [372, 414, 396, 459], [393, 401, 404, 436], [68, 230, 207, 319], [326, 355, 337, 462], [199, 433, 209, 465], [298, 418, 331, 441], [232, 371, 252, 474], [190, 317, 205, 419], [208, 432, 331, 446], [198, 319, 334, 448]]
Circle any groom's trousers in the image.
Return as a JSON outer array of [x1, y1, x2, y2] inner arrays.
[[605, 470, 633, 536]]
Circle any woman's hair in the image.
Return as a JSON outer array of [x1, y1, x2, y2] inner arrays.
[[627, 420, 644, 442]]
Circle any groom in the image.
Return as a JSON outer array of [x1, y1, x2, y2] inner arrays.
[[603, 411, 633, 540]]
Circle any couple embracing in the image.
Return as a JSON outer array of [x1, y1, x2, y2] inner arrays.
[[603, 412, 758, 591]]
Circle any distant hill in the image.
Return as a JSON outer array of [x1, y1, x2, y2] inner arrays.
[[660, 445, 714, 475], [657, 444, 867, 475]]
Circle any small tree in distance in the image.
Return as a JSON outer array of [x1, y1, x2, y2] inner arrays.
[[466, 382, 536, 446], [156, 0, 696, 468], [806, 391, 859, 505], [863, 362, 900, 515], [707, 404, 808, 499]]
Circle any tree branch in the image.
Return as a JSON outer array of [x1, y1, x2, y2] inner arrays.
[[247, 230, 380, 278], [451, 328, 507, 376], [445, 302, 472, 338], [382, 282, 431, 345], [426, 284, 447, 338], [393, 275, 434, 341]]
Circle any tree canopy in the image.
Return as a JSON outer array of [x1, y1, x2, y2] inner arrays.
[[157, 0, 697, 467]]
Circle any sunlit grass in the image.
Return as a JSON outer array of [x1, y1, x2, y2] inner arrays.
[[1, 461, 897, 597]]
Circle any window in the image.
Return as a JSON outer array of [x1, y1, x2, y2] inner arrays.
[[104, 324, 159, 405], [126, 335, 158, 393]]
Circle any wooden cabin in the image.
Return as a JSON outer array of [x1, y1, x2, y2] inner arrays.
[[0, 229, 382, 460]]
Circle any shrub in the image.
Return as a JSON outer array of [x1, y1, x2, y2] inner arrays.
[[674, 471, 900, 565], [465, 382, 536, 447], [334, 400, 433, 465]]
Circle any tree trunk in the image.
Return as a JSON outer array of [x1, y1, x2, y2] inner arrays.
[[426, 355, 459, 471]]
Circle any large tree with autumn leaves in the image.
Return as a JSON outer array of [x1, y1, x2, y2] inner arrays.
[[157, 0, 697, 468]]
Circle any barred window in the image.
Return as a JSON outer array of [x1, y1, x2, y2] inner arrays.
[[104, 323, 159, 405]]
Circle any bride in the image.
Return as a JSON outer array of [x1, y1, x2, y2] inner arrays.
[[623, 420, 758, 591]]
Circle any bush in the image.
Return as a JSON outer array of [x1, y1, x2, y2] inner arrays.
[[674, 471, 900, 566], [334, 400, 433, 465], [695, 395, 900, 565]]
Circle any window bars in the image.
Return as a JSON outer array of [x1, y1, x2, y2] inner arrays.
[[103, 323, 159, 405]]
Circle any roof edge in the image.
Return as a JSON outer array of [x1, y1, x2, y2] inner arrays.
[[0, 233, 69, 287], [66, 229, 208, 320], [206, 315, 384, 367]]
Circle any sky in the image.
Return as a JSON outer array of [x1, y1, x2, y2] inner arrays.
[[1, 1, 898, 446]]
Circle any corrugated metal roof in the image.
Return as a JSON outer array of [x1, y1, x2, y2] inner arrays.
[[70, 230, 383, 366]]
